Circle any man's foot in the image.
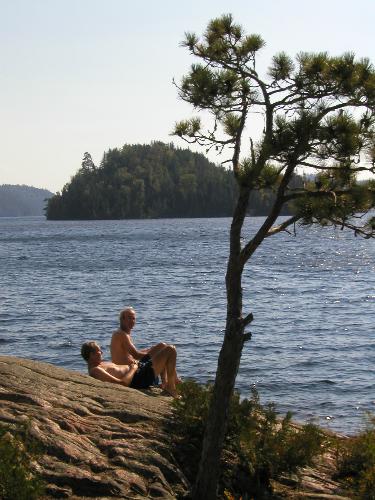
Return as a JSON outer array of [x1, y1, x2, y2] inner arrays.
[[162, 380, 182, 390], [163, 385, 180, 398]]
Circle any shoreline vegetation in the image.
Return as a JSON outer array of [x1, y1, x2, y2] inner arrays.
[[45, 142, 303, 220], [172, 380, 375, 499], [0, 356, 373, 499]]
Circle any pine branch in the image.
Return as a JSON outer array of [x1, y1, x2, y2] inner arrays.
[[298, 161, 375, 174], [232, 99, 248, 176], [265, 215, 301, 237], [242, 312, 254, 327], [283, 189, 352, 203], [240, 161, 297, 266], [329, 218, 375, 238], [268, 83, 295, 95]]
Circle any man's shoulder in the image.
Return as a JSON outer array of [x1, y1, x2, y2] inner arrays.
[[90, 362, 111, 373], [89, 365, 102, 377], [112, 328, 129, 337], [112, 329, 125, 341], [113, 329, 131, 342]]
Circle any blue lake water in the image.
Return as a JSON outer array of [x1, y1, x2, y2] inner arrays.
[[0, 216, 374, 434]]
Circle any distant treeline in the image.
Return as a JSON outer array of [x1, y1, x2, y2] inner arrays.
[[45, 142, 297, 220], [0, 184, 53, 217]]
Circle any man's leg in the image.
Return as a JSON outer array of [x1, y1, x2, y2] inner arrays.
[[169, 345, 181, 384], [150, 345, 178, 397], [148, 342, 181, 386], [147, 342, 167, 356], [146, 343, 168, 385]]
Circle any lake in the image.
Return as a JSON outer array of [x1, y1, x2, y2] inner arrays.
[[0, 216, 374, 434]]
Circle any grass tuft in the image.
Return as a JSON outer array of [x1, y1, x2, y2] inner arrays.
[[335, 413, 375, 499], [0, 422, 44, 500]]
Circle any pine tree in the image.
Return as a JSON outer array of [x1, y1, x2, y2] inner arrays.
[[81, 152, 96, 171], [173, 14, 375, 499]]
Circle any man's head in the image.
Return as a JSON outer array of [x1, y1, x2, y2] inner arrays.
[[81, 341, 102, 364], [119, 307, 136, 332]]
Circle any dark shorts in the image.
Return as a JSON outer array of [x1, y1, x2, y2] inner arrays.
[[140, 354, 159, 385], [130, 359, 156, 389]]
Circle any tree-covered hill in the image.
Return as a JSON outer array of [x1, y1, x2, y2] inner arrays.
[[45, 142, 296, 220], [0, 185, 53, 217]]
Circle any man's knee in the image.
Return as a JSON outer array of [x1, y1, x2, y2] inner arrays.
[[149, 342, 167, 355], [167, 345, 177, 357]]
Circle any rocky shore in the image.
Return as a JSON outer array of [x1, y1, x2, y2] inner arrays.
[[0, 356, 352, 499], [0, 356, 188, 498]]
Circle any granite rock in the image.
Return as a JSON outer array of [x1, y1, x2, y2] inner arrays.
[[0, 356, 354, 499], [0, 356, 188, 499]]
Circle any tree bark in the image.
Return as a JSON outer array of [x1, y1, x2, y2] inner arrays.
[[192, 321, 245, 499], [192, 186, 250, 500]]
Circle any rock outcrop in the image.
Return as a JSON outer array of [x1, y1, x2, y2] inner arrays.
[[0, 356, 353, 499], [0, 356, 188, 499]]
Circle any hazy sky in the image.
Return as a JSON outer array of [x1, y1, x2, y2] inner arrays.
[[1, 0, 374, 192]]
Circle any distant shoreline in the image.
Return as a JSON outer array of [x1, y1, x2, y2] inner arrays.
[[0, 184, 53, 217]]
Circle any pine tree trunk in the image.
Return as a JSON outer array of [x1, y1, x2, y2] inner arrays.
[[192, 320, 245, 499], [192, 186, 249, 500]]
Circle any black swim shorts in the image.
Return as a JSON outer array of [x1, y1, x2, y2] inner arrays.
[[140, 354, 159, 385], [130, 360, 156, 389]]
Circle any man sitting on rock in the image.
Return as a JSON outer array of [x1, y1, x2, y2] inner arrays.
[[81, 341, 179, 397], [110, 307, 181, 389]]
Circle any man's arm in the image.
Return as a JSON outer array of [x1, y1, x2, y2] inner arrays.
[[89, 365, 134, 386], [89, 366, 125, 384], [123, 334, 147, 360], [120, 362, 139, 386]]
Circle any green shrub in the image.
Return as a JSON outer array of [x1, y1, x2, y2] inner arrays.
[[172, 381, 325, 498], [336, 413, 375, 499], [0, 423, 44, 500]]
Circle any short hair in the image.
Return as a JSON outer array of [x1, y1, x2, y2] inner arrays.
[[119, 307, 135, 329], [81, 341, 98, 361]]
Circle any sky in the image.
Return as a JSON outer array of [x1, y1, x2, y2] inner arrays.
[[1, 0, 374, 193]]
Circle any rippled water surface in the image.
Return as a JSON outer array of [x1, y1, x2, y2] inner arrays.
[[0, 216, 374, 433]]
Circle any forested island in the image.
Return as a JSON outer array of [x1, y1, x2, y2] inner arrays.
[[45, 142, 298, 220], [0, 185, 53, 217]]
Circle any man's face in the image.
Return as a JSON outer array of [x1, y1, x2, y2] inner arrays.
[[123, 310, 136, 331], [89, 344, 103, 364]]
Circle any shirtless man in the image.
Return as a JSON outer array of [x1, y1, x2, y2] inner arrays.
[[81, 341, 178, 397], [111, 307, 180, 387]]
